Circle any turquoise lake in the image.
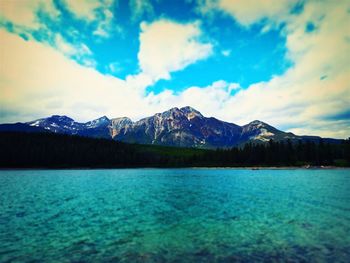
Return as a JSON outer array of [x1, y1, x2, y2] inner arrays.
[[0, 169, 349, 262]]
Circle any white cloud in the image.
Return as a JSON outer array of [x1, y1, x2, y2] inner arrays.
[[63, 0, 115, 38], [92, 3, 115, 38], [60, 0, 115, 38], [0, 0, 58, 29], [0, 18, 214, 123], [0, 0, 115, 41], [0, 28, 232, 126], [138, 19, 213, 81], [145, 80, 241, 118], [54, 34, 76, 55], [0, 0, 113, 68], [217, 0, 294, 27], [193, 0, 350, 138], [65, 0, 101, 20], [1, 1, 349, 139], [54, 34, 96, 67], [125, 73, 154, 95], [0, 0, 39, 28], [0, 29, 205, 123], [129, 0, 154, 21], [0, 29, 137, 122], [197, 0, 294, 28]]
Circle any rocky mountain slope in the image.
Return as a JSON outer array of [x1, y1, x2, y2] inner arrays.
[[0, 106, 334, 148]]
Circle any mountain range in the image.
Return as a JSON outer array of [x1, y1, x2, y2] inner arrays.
[[0, 106, 338, 148]]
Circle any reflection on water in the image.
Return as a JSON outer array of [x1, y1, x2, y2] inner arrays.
[[0, 169, 349, 262]]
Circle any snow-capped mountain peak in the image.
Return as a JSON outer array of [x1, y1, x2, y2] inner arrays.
[[180, 106, 203, 120], [0, 106, 328, 148], [85, 116, 110, 128]]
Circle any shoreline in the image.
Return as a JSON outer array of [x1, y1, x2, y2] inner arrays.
[[0, 166, 349, 171]]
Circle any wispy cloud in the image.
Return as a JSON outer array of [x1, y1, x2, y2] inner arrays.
[[197, 0, 295, 28], [0, 0, 115, 61], [129, 0, 154, 22]]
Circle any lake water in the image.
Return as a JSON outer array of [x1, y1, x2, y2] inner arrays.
[[0, 169, 349, 262]]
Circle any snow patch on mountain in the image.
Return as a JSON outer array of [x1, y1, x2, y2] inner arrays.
[[0, 106, 326, 148]]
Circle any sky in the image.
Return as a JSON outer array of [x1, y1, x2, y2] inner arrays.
[[0, 0, 349, 139]]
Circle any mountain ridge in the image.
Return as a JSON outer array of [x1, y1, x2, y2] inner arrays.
[[0, 106, 340, 148]]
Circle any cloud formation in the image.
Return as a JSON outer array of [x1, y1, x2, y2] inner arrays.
[[0, 23, 213, 122], [138, 19, 213, 81], [0, 0, 114, 61], [0, 0, 349, 139], [0, 0, 57, 29], [198, 0, 294, 27], [193, 0, 350, 138]]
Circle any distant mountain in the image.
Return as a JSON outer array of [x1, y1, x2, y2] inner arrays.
[[25, 115, 111, 139], [0, 106, 340, 148]]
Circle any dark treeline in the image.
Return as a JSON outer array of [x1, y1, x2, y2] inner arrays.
[[194, 140, 350, 167], [0, 132, 349, 168]]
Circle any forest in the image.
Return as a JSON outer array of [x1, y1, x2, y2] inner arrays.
[[0, 132, 349, 168]]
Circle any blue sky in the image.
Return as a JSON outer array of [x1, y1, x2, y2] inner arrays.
[[0, 0, 349, 138]]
